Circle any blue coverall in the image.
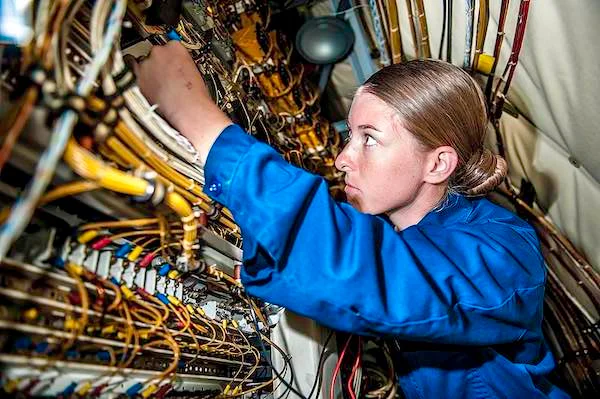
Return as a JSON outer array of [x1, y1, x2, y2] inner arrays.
[[203, 124, 570, 398]]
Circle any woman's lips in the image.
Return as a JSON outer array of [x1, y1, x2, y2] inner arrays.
[[344, 182, 359, 194]]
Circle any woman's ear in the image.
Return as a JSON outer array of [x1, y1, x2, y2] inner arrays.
[[423, 146, 458, 184]]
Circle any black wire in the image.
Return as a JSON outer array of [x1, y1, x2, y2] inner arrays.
[[439, 0, 447, 59], [447, 0, 453, 62], [307, 330, 335, 399], [247, 295, 309, 399]]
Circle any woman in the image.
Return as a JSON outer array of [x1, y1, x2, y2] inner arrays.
[[132, 42, 568, 398]]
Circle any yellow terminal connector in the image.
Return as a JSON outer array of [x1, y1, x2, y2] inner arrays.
[[223, 384, 231, 395], [78, 229, 99, 244], [117, 332, 126, 340], [64, 317, 79, 330], [476, 53, 495, 75], [167, 270, 180, 279], [127, 246, 144, 261], [231, 319, 239, 329], [141, 384, 158, 398], [232, 386, 241, 395], [196, 307, 205, 316], [24, 307, 39, 321], [186, 304, 195, 314], [167, 295, 181, 306], [222, 320, 228, 329], [3, 379, 20, 393], [66, 263, 84, 276], [101, 325, 117, 335], [120, 285, 134, 300], [77, 381, 92, 396]]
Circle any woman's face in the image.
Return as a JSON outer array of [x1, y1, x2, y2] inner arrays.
[[335, 91, 431, 215]]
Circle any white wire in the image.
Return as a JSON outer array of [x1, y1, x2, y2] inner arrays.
[[0, 0, 128, 261]]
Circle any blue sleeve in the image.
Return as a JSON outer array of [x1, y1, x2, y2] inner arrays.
[[203, 125, 547, 345]]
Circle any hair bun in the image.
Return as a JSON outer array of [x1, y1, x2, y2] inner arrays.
[[454, 149, 508, 196]]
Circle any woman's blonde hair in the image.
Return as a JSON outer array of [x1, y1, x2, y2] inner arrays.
[[360, 59, 507, 196]]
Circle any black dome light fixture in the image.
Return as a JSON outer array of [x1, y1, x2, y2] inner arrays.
[[295, 16, 355, 65]]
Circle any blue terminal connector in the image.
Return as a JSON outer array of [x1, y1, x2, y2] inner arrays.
[[110, 276, 120, 285], [167, 29, 181, 41], [126, 382, 144, 397], [62, 382, 78, 396], [156, 293, 169, 305], [52, 257, 65, 269], [34, 341, 49, 354], [97, 350, 111, 361], [115, 243, 133, 258], [15, 336, 32, 350], [158, 263, 171, 277]]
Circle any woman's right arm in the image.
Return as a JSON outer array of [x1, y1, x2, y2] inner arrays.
[[203, 124, 547, 345]]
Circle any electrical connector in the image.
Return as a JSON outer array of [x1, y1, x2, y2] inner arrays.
[[91, 237, 112, 250], [158, 263, 170, 276], [126, 382, 144, 397], [64, 317, 79, 330], [97, 350, 111, 361], [155, 383, 173, 398], [167, 269, 180, 279], [15, 336, 32, 350], [101, 325, 117, 335], [115, 243, 133, 258], [141, 384, 158, 398], [186, 304, 195, 314], [3, 378, 20, 393], [23, 307, 39, 321], [77, 381, 92, 396], [91, 383, 107, 397], [167, 295, 180, 306], [138, 252, 155, 268], [66, 263, 84, 276], [127, 245, 144, 261], [156, 293, 169, 305], [78, 230, 99, 244], [120, 285, 134, 299], [61, 382, 77, 396], [34, 341, 49, 354]]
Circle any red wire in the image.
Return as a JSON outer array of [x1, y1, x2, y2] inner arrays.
[[346, 337, 362, 399], [330, 335, 353, 399]]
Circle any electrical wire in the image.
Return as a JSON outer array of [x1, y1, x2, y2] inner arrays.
[[306, 330, 335, 399], [247, 296, 308, 399], [0, 0, 128, 261], [330, 335, 353, 399], [463, 0, 475, 68], [446, 0, 453, 62]]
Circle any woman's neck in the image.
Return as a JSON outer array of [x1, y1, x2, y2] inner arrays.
[[388, 184, 447, 231]]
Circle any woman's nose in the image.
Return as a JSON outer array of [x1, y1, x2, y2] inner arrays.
[[335, 144, 354, 172]]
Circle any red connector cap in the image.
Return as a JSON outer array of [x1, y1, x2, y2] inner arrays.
[[91, 237, 112, 250], [138, 252, 155, 268], [155, 384, 172, 399]]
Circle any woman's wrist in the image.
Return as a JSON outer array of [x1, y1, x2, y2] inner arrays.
[[173, 100, 233, 165]]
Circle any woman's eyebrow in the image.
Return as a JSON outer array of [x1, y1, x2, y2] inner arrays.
[[358, 124, 381, 132]]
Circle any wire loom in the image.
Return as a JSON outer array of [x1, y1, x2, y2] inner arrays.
[[0, 0, 331, 397]]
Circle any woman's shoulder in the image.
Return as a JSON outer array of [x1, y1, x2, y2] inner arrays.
[[412, 194, 543, 266], [419, 194, 535, 232]]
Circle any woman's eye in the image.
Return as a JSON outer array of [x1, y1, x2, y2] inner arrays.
[[364, 135, 377, 146]]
